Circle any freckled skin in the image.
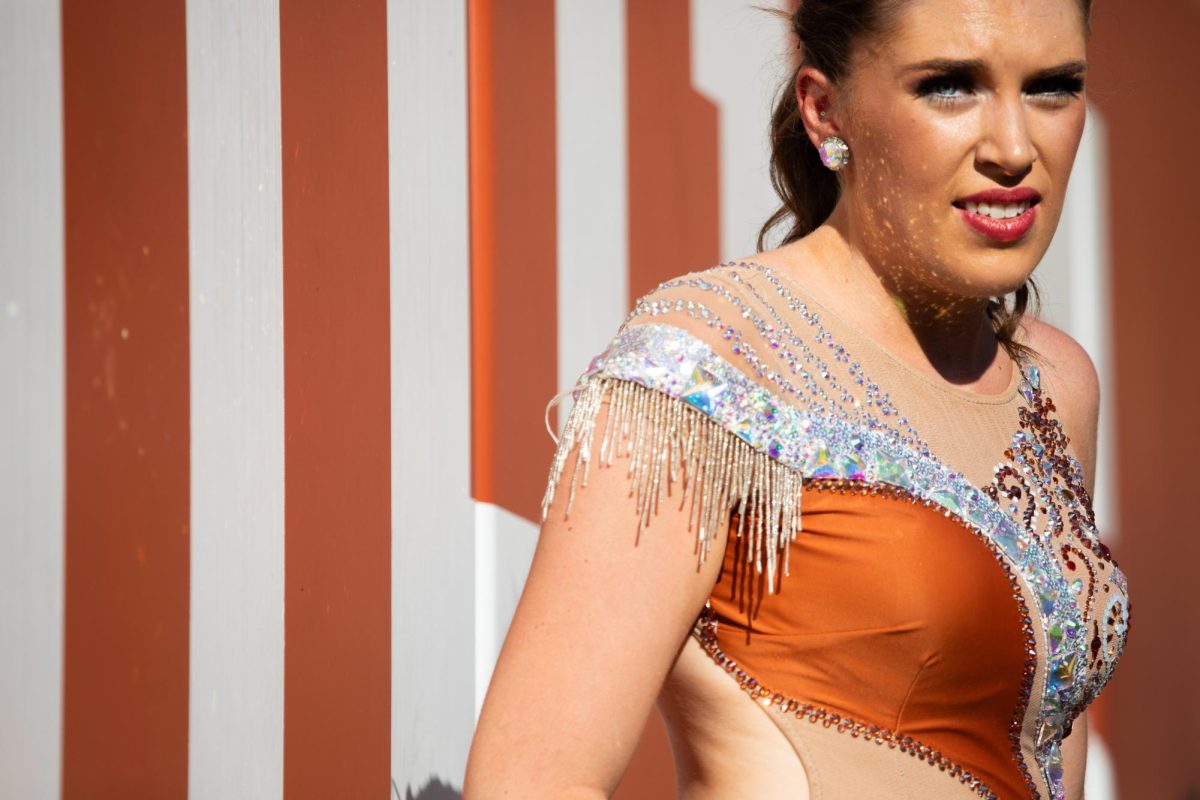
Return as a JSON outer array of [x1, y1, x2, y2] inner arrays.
[[844, 0, 1085, 294], [762, 0, 1089, 389]]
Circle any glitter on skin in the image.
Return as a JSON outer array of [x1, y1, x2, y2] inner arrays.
[[748, 0, 1089, 396]]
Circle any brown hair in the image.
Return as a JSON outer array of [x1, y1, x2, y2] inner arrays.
[[756, 0, 1093, 358]]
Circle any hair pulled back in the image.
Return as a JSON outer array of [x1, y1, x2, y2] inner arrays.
[[756, 0, 1093, 358]]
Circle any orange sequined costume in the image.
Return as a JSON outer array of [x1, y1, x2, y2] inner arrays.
[[541, 262, 1129, 800]]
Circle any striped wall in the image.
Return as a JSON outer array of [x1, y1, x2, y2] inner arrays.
[[1, 0, 1195, 797]]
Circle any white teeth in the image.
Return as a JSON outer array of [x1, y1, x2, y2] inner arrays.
[[962, 200, 1031, 220]]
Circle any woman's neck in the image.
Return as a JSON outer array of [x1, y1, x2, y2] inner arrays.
[[777, 216, 1010, 391]]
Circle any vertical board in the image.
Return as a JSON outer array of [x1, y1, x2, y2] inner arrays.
[[468, 0, 559, 520], [691, 0, 791, 258], [0, 2, 64, 797], [1089, 5, 1200, 794], [186, 0, 286, 797], [61, 2, 192, 795], [555, 0, 629, 407], [388, 0, 475, 794], [627, 0, 720, 300], [279, 1, 392, 796]]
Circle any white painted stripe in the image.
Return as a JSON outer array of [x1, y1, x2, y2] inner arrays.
[[0, 3, 64, 797], [555, 0, 629, 418], [1084, 731, 1118, 800], [473, 502, 538, 721], [1063, 110, 1116, 543], [186, 1, 286, 797], [1035, 107, 1116, 543], [691, 0, 791, 258], [474, 503, 498, 726], [1035, 199, 1073, 324], [387, 1, 475, 793]]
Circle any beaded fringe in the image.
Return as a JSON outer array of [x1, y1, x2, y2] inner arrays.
[[540, 376, 802, 593]]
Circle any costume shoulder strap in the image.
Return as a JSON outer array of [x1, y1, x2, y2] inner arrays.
[[540, 304, 804, 593], [539, 260, 983, 593]]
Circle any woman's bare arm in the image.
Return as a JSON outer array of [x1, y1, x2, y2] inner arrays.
[[463, 394, 728, 798]]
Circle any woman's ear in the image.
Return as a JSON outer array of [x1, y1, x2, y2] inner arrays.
[[796, 66, 841, 150]]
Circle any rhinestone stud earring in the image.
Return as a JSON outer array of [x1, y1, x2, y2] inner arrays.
[[818, 136, 850, 171]]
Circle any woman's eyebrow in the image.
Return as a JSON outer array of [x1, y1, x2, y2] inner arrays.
[[900, 57, 1089, 78], [1028, 60, 1090, 80], [901, 58, 986, 75]]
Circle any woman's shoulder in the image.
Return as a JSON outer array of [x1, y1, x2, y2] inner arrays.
[[542, 260, 806, 589], [614, 262, 764, 355], [1017, 315, 1100, 405], [623, 259, 812, 333], [625, 262, 747, 314], [1016, 315, 1101, 483]]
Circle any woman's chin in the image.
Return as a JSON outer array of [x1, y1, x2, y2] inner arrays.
[[932, 253, 1041, 300]]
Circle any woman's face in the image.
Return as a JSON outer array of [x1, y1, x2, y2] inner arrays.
[[830, 0, 1088, 301]]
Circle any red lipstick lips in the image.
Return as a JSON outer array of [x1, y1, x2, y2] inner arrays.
[[953, 187, 1042, 243]]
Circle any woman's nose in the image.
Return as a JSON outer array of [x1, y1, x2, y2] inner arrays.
[[977, 95, 1036, 178]]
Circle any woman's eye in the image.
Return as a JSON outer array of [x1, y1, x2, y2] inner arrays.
[[915, 74, 973, 103], [1026, 76, 1085, 100], [929, 80, 964, 97]]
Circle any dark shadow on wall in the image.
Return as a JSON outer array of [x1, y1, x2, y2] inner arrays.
[[395, 776, 463, 800]]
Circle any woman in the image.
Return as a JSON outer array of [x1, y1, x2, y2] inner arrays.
[[464, 0, 1129, 797]]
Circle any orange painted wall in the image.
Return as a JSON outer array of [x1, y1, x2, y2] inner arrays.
[[626, 0, 721, 302], [468, 0, 560, 523], [1089, 2, 1200, 795], [61, 3, 191, 794], [280, 1, 393, 795]]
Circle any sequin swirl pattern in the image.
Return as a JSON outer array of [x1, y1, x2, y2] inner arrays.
[[985, 363, 1130, 796]]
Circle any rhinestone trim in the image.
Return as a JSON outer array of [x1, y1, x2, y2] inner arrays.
[[542, 370, 803, 590]]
